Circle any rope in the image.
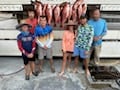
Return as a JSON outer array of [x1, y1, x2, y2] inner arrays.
[[0, 66, 24, 78]]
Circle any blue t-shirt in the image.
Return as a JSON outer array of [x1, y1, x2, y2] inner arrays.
[[34, 24, 53, 37], [17, 33, 35, 53], [88, 18, 107, 46]]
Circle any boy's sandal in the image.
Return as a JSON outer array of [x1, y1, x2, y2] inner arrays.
[[36, 69, 44, 74], [51, 67, 55, 73], [39, 69, 44, 73], [32, 72, 38, 76], [58, 72, 67, 80], [73, 69, 79, 73], [25, 75, 30, 80], [58, 72, 65, 77], [67, 68, 72, 73]]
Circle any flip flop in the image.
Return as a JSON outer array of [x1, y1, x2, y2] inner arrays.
[[73, 68, 79, 73], [57, 72, 67, 80]]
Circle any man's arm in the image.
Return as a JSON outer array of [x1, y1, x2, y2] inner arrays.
[[36, 37, 44, 48], [46, 32, 54, 48], [34, 26, 45, 48], [95, 20, 107, 40], [101, 20, 107, 37]]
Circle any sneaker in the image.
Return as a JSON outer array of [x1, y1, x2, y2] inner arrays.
[[51, 67, 55, 73], [32, 72, 38, 76], [25, 75, 30, 80]]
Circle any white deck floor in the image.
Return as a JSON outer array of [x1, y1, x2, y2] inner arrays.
[[0, 57, 120, 90]]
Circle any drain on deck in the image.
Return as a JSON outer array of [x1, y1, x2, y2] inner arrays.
[[89, 66, 120, 80], [87, 66, 120, 89]]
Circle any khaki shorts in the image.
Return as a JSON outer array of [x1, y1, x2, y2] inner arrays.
[[90, 45, 101, 64], [38, 47, 53, 60]]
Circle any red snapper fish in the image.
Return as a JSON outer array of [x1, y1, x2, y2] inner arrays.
[[34, 1, 43, 17], [82, 3, 87, 15], [53, 5, 61, 27], [78, 5, 82, 19], [72, 4, 77, 22], [45, 4, 53, 25], [74, 0, 84, 9], [68, 5, 73, 21], [61, 2, 70, 28]]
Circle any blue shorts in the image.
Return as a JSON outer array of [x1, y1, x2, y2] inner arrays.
[[73, 46, 89, 59]]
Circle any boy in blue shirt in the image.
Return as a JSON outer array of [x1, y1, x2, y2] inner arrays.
[[88, 9, 107, 64], [34, 16, 55, 73], [17, 21, 38, 80]]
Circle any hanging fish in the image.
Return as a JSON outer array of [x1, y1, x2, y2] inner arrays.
[[82, 3, 87, 15], [45, 4, 53, 25], [72, 0, 86, 22], [74, 0, 84, 9], [61, 2, 70, 28], [42, 4, 47, 16], [68, 5, 73, 21], [32, 1, 43, 23], [33, 1, 43, 17], [71, 4, 77, 22], [78, 5, 82, 19], [53, 4, 61, 27]]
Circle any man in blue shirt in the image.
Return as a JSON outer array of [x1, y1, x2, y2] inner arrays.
[[88, 9, 107, 64], [35, 16, 55, 73]]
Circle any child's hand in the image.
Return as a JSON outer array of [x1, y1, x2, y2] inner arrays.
[[44, 45, 48, 49], [84, 51, 89, 55], [93, 36, 100, 41], [27, 53, 33, 58]]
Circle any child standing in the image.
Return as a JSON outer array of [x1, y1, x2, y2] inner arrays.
[[35, 16, 55, 73], [16, 20, 38, 80], [25, 10, 38, 35], [59, 20, 77, 76], [73, 15, 94, 76]]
